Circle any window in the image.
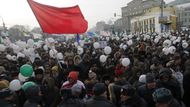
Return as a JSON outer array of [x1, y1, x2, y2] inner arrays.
[[189, 18, 190, 22], [185, 18, 187, 22], [185, 13, 187, 16]]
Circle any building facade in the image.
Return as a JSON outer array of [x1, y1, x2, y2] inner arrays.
[[121, 0, 163, 33], [131, 6, 177, 33], [168, 0, 190, 30]]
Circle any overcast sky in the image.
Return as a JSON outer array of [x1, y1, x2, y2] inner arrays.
[[0, 0, 174, 29]]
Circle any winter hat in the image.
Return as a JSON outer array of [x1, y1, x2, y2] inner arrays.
[[88, 71, 97, 79], [152, 88, 173, 103], [68, 71, 78, 81], [146, 73, 155, 83], [139, 74, 146, 83], [121, 84, 136, 97], [25, 85, 40, 99], [71, 83, 82, 95], [0, 80, 9, 90], [0, 66, 6, 74], [93, 83, 106, 96], [51, 66, 58, 73], [159, 68, 172, 78], [0, 88, 13, 99]]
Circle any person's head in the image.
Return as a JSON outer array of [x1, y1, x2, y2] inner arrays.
[[88, 71, 97, 80], [60, 88, 72, 101], [159, 68, 172, 82], [93, 83, 107, 97], [146, 73, 156, 89], [71, 84, 82, 97], [42, 77, 55, 90], [34, 68, 44, 81], [0, 80, 9, 90], [24, 85, 42, 102], [152, 88, 173, 107], [0, 88, 14, 101], [102, 75, 111, 85], [51, 66, 59, 78], [138, 74, 146, 84], [120, 84, 136, 101], [74, 55, 81, 65], [67, 71, 78, 83]]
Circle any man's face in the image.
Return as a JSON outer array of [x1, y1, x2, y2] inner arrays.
[[68, 77, 75, 83], [147, 82, 156, 89]]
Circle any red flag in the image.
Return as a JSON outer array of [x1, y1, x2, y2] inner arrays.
[[27, 0, 88, 34]]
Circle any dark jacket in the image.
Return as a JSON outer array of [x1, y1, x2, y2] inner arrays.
[[23, 100, 40, 107], [85, 96, 115, 107], [138, 84, 158, 107], [58, 99, 84, 107], [120, 95, 147, 107], [183, 72, 190, 107], [0, 99, 14, 107]]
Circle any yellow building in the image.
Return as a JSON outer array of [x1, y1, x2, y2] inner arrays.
[[131, 6, 177, 33]]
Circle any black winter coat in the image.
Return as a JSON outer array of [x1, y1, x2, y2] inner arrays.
[[0, 99, 14, 107], [23, 100, 41, 107], [85, 96, 115, 107], [58, 99, 84, 107], [120, 95, 147, 107]]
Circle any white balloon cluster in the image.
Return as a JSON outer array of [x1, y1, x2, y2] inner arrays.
[[93, 42, 100, 49]]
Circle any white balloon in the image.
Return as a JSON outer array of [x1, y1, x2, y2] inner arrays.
[[106, 37, 110, 41], [154, 38, 159, 44], [23, 48, 30, 57], [122, 58, 130, 67], [0, 44, 6, 52], [6, 54, 12, 60], [11, 55, 17, 61], [182, 42, 188, 49], [100, 55, 107, 63], [74, 42, 78, 47], [80, 40, 84, 47], [57, 52, 63, 60], [18, 73, 29, 82], [77, 47, 84, 55], [163, 39, 171, 48], [17, 52, 25, 59], [116, 37, 120, 41], [16, 41, 27, 49], [43, 45, 48, 51], [12, 44, 21, 53], [168, 46, 176, 54], [49, 49, 58, 58], [123, 45, 127, 50], [104, 46, 112, 55], [127, 40, 133, 46], [9, 79, 21, 91], [162, 48, 170, 55], [27, 39, 34, 48], [120, 43, 124, 49], [93, 42, 100, 49]]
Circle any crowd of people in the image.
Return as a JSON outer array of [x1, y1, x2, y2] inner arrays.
[[0, 31, 190, 107]]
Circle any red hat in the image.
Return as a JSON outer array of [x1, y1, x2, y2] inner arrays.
[[68, 71, 78, 81]]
